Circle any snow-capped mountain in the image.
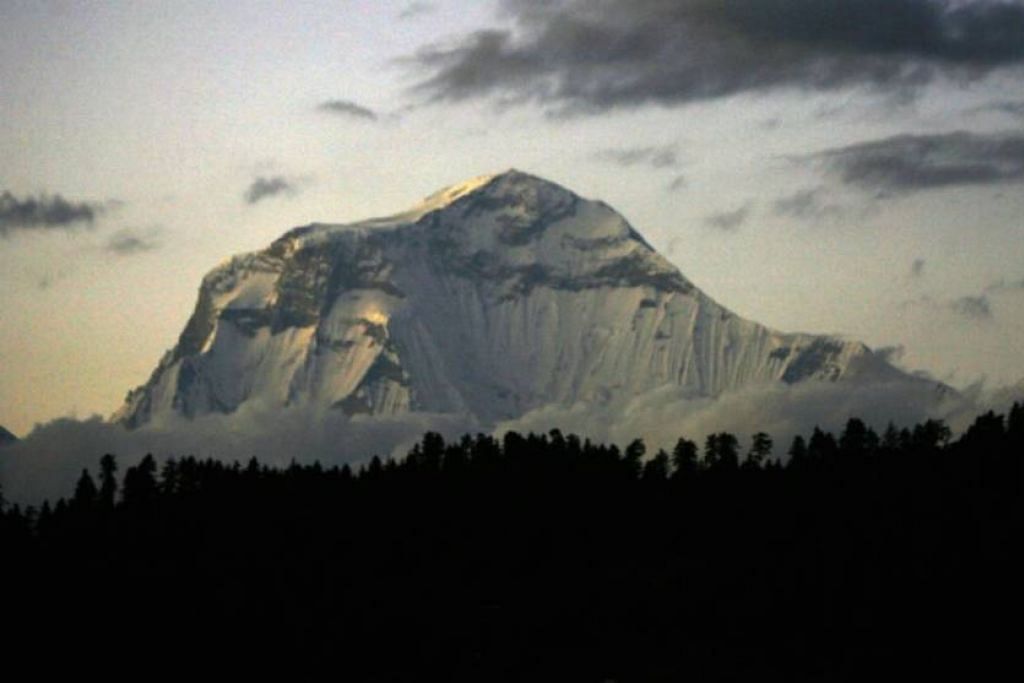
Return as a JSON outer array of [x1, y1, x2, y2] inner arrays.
[[115, 170, 921, 428]]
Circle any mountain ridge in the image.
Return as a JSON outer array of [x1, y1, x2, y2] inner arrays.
[[115, 170, 931, 428]]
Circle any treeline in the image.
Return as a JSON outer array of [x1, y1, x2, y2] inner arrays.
[[1, 406, 1022, 679]]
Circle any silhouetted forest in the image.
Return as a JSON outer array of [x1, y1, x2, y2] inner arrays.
[[2, 406, 1022, 680]]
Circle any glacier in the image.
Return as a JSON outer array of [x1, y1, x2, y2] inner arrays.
[[115, 170, 929, 428]]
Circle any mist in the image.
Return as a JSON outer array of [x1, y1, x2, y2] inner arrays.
[[6, 375, 1018, 506]]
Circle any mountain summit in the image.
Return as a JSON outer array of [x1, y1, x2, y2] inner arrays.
[[116, 170, 919, 428]]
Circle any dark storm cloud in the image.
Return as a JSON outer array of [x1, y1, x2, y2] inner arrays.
[[815, 131, 1024, 194], [0, 190, 101, 236], [411, 0, 1024, 112], [244, 176, 296, 205], [593, 144, 679, 169], [705, 203, 752, 231], [951, 295, 993, 321], [317, 99, 379, 121], [105, 228, 161, 256]]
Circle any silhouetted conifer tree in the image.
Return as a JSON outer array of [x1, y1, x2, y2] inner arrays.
[[72, 469, 98, 510], [744, 432, 773, 470], [959, 413, 1001, 454], [122, 454, 158, 508], [839, 418, 879, 464], [787, 435, 808, 470], [807, 427, 837, 467], [1008, 402, 1024, 449], [366, 455, 384, 480], [880, 422, 902, 456], [913, 419, 952, 454], [37, 501, 53, 535], [671, 438, 699, 478], [420, 432, 445, 472], [565, 433, 583, 461], [442, 443, 469, 472], [705, 432, 739, 471], [469, 433, 501, 469], [244, 456, 259, 476], [548, 428, 566, 454], [624, 439, 646, 478], [98, 454, 118, 509], [161, 459, 181, 495], [642, 449, 670, 481]]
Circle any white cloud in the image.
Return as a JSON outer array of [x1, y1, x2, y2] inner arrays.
[[0, 403, 478, 505], [497, 379, 974, 455], [6, 377, 1021, 506]]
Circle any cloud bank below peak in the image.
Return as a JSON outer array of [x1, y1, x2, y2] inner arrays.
[[411, 0, 1024, 113], [0, 377, 991, 506]]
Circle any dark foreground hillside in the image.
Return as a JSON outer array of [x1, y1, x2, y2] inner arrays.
[[2, 407, 1022, 680]]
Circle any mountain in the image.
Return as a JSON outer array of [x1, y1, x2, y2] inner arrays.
[[115, 170, 923, 428], [0, 425, 17, 446]]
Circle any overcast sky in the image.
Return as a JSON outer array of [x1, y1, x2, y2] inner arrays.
[[2, 0, 1024, 436]]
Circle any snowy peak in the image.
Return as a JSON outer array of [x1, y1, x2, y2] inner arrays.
[[412, 171, 505, 215], [409, 170, 690, 294], [115, 171, 926, 428], [414, 169, 574, 218]]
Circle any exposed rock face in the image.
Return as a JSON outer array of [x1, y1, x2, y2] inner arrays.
[[115, 170, 915, 428]]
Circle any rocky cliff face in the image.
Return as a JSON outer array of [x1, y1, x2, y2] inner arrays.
[[115, 170, 912, 428]]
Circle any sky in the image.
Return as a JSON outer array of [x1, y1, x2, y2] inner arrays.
[[2, 0, 1024, 438]]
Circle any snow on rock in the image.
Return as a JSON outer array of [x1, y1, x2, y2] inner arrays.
[[115, 170, 930, 428]]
